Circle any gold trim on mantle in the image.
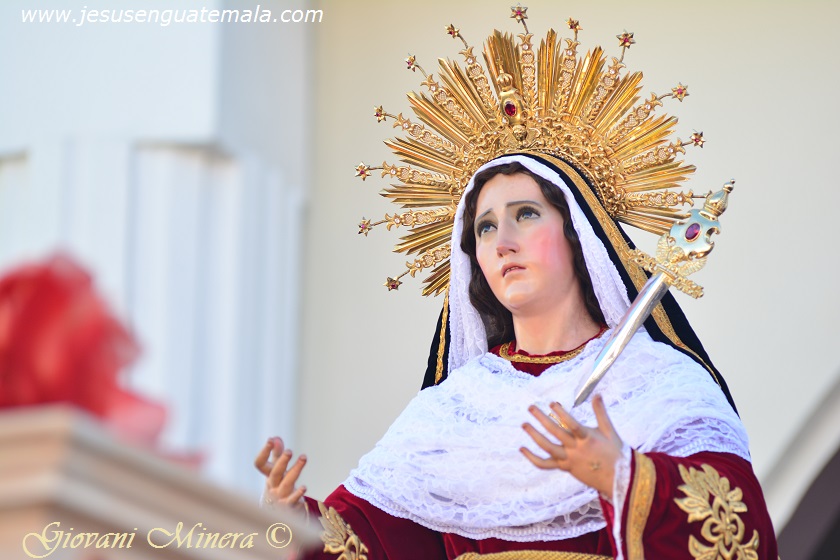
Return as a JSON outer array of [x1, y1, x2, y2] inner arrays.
[[626, 451, 656, 560]]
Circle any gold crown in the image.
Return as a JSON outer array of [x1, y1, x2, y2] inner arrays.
[[356, 5, 710, 296]]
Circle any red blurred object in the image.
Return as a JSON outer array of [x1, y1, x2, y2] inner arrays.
[[0, 254, 198, 465]]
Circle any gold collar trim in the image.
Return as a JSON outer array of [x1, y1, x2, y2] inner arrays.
[[498, 326, 606, 364]]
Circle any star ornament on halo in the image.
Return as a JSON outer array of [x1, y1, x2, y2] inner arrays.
[[510, 4, 528, 23], [358, 218, 373, 236], [384, 277, 402, 291], [617, 30, 635, 48], [690, 131, 705, 148], [405, 54, 417, 72], [566, 18, 581, 32], [354, 162, 372, 180], [446, 24, 460, 39], [374, 106, 386, 122], [421, 75, 438, 90], [672, 83, 689, 101]]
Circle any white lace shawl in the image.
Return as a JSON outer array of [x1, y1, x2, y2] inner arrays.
[[344, 331, 750, 541]]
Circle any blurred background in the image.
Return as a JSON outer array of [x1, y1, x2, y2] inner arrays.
[[1, 0, 838, 557]]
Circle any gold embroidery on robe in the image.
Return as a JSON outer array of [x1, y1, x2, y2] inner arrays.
[[627, 451, 656, 560], [674, 463, 759, 559], [318, 501, 370, 560]]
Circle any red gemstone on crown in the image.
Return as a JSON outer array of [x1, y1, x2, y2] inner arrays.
[[685, 223, 701, 241], [504, 101, 517, 116]]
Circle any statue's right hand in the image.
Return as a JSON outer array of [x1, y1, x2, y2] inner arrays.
[[254, 436, 307, 508]]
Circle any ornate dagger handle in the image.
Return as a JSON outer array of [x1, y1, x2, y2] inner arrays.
[[573, 181, 734, 407]]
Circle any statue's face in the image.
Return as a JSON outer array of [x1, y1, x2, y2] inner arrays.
[[474, 173, 579, 317]]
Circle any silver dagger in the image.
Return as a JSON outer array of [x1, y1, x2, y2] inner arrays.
[[574, 181, 734, 407]]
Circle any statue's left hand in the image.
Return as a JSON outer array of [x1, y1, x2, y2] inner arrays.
[[521, 394, 624, 500]]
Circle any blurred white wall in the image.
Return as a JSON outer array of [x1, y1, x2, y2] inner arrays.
[[0, 0, 313, 495]]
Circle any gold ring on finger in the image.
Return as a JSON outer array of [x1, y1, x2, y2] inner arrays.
[[549, 413, 570, 432]]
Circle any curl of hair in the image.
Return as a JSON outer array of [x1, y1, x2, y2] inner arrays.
[[459, 162, 606, 348]]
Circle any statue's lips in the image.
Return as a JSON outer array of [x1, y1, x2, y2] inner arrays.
[[502, 264, 525, 277]]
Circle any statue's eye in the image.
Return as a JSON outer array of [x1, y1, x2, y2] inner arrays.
[[476, 220, 496, 237], [517, 206, 540, 220]]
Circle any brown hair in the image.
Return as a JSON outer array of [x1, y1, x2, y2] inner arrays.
[[459, 162, 605, 347]]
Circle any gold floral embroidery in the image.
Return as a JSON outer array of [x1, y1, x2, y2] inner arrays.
[[318, 502, 369, 560], [674, 463, 759, 560]]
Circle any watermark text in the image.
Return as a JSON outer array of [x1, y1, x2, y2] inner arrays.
[[21, 6, 323, 27]]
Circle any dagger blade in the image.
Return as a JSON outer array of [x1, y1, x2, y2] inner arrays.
[[573, 272, 672, 407]]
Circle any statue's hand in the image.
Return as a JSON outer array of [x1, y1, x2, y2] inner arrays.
[[521, 394, 624, 499], [254, 436, 308, 508]]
